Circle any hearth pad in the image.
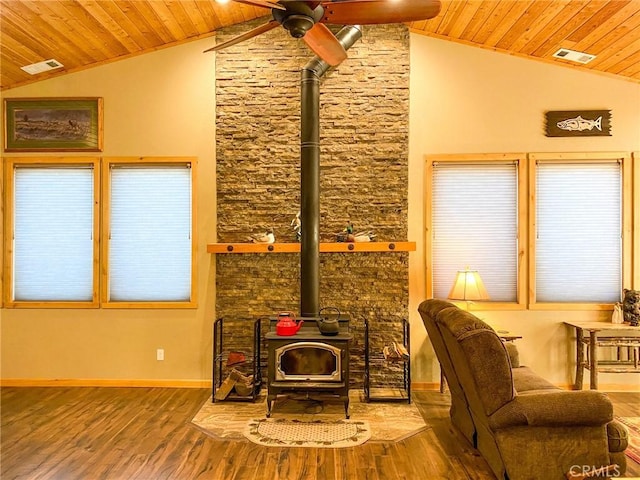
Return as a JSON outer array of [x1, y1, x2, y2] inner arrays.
[[191, 391, 428, 443]]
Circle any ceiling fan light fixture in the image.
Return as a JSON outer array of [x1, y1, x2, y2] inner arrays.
[[273, 3, 324, 39], [282, 14, 315, 38]]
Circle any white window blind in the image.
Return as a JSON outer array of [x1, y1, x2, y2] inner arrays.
[[432, 162, 518, 302], [13, 166, 94, 301], [535, 161, 621, 303], [109, 165, 192, 302]]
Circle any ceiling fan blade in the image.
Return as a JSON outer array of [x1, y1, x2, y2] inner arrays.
[[204, 20, 280, 53], [303, 23, 347, 66], [320, 0, 441, 25], [229, 0, 285, 10]]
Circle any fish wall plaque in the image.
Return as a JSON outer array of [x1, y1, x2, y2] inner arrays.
[[545, 110, 611, 137]]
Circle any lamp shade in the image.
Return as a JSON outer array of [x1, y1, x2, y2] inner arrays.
[[448, 269, 490, 301]]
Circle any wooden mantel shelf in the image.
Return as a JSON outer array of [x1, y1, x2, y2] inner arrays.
[[207, 241, 416, 254]]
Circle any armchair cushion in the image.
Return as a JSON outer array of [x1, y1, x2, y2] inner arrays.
[[512, 365, 558, 392], [437, 308, 515, 416], [489, 390, 613, 429]]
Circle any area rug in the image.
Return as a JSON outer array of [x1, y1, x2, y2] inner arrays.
[[617, 416, 640, 464], [191, 391, 428, 445], [244, 417, 370, 448]]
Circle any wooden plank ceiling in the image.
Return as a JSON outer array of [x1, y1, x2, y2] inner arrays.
[[1, 0, 639, 91]]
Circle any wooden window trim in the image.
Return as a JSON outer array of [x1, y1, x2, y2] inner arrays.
[[528, 152, 631, 311], [424, 153, 527, 311], [100, 157, 198, 309], [2, 156, 100, 309], [634, 151, 639, 290]]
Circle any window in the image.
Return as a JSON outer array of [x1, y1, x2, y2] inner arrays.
[[529, 153, 631, 307], [102, 157, 196, 307], [3, 156, 196, 308], [426, 154, 526, 307], [4, 158, 99, 307], [427, 152, 632, 310]]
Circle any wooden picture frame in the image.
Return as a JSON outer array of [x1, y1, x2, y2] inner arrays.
[[3, 97, 103, 152]]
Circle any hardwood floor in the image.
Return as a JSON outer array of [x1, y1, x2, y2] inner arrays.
[[1, 387, 638, 480]]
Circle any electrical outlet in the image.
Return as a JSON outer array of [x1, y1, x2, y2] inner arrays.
[[156, 348, 164, 361]]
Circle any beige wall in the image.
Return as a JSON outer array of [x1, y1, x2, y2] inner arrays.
[[1, 38, 217, 384], [1, 33, 639, 389], [409, 34, 640, 389]]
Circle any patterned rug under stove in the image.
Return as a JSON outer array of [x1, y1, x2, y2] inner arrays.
[[191, 391, 428, 447], [245, 417, 370, 448]]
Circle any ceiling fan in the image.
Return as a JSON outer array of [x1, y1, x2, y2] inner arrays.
[[205, 0, 441, 66]]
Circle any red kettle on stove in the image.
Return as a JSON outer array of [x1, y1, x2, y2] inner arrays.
[[276, 312, 303, 336]]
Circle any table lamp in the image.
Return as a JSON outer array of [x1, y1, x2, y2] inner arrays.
[[448, 267, 490, 310]]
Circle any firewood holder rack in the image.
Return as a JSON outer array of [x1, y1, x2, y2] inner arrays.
[[212, 317, 264, 402], [364, 317, 411, 403]]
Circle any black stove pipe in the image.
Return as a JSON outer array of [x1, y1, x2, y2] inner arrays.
[[300, 25, 362, 317]]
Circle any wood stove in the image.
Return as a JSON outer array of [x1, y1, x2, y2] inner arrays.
[[263, 27, 361, 419], [265, 316, 352, 418]]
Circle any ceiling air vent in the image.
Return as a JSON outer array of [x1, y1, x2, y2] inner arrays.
[[552, 48, 596, 65], [21, 59, 64, 75]]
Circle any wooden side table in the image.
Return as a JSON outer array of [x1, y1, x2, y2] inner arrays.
[[564, 321, 640, 390]]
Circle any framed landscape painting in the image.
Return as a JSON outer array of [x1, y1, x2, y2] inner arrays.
[[4, 97, 103, 151]]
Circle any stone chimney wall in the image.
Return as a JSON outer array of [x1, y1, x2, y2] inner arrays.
[[215, 21, 410, 387]]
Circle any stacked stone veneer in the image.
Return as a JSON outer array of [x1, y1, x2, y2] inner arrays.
[[215, 20, 410, 387]]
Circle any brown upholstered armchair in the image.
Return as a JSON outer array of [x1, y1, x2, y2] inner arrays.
[[418, 299, 628, 480]]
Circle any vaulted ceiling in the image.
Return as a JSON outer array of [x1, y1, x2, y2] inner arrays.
[[1, 0, 639, 91]]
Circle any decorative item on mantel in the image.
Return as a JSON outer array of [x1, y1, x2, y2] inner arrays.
[[545, 110, 611, 137], [336, 221, 354, 242], [247, 227, 275, 243], [335, 222, 376, 242], [291, 211, 301, 242], [353, 230, 376, 242], [622, 289, 640, 326]]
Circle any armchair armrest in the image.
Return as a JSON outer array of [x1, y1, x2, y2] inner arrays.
[[489, 391, 613, 429]]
